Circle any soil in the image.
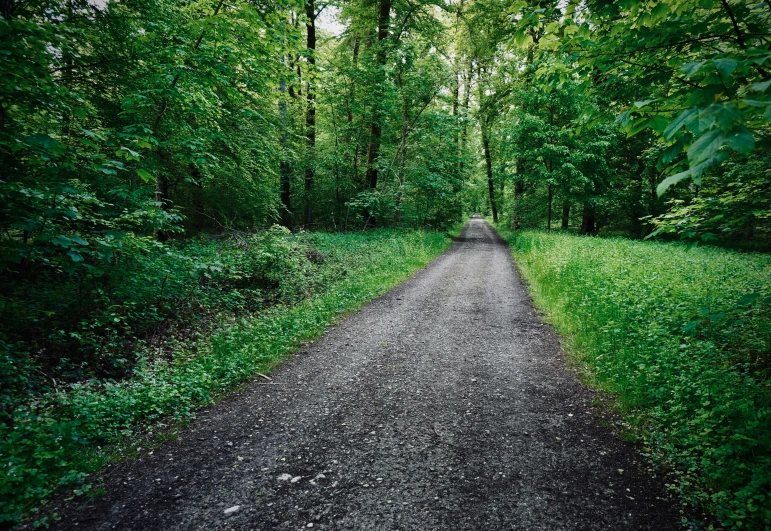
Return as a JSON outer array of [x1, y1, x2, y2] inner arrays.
[[49, 217, 681, 530]]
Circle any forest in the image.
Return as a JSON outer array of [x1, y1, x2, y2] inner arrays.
[[1, 0, 770, 528]]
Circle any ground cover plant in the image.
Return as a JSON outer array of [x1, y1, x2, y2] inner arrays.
[[498, 227, 771, 529], [0, 227, 452, 527]]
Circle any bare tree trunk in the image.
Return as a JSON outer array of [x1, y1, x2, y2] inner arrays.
[[511, 178, 523, 230], [459, 67, 471, 182], [546, 184, 552, 232], [561, 200, 570, 229], [394, 101, 408, 225], [347, 38, 359, 125], [483, 127, 498, 223], [581, 202, 596, 234], [279, 75, 292, 229]]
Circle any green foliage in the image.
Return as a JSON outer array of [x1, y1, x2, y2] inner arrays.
[[647, 151, 771, 246], [510, 0, 771, 195], [0, 227, 450, 526], [500, 83, 616, 229], [501, 228, 771, 529]]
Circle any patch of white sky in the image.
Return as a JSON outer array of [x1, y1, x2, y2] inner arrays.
[[317, 5, 347, 38]]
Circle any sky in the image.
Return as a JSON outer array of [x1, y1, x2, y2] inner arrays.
[[317, 5, 346, 37]]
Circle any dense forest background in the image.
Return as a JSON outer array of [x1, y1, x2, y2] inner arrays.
[[1, 0, 770, 527]]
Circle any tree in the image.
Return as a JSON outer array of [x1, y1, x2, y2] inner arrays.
[[511, 0, 770, 196]]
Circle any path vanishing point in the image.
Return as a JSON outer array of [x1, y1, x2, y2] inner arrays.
[[52, 217, 680, 530]]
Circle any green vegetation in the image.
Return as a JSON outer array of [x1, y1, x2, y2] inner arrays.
[[499, 227, 771, 529], [3, 0, 771, 527], [0, 227, 451, 526]]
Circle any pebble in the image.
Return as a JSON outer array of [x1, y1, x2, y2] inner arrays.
[[277, 473, 293, 481], [224, 505, 240, 516]]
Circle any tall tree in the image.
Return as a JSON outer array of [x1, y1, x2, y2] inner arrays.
[[303, 0, 318, 226], [364, 0, 392, 223]]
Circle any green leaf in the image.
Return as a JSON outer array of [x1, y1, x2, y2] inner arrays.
[[51, 235, 72, 248], [682, 319, 701, 334], [67, 251, 84, 263], [80, 138, 99, 149], [750, 79, 771, 92], [712, 58, 737, 79], [70, 236, 89, 246], [648, 115, 669, 134], [687, 129, 724, 164], [514, 30, 532, 47], [664, 108, 698, 140], [627, 116, 655, 137], [28, 134, 60, 149], [650, 2, 669, 21], [118, 147, 140, 160], [681, 61, 706, 78], [617, 109, 631, 128], [659, 134, 691, 167], [704, 103, 742, 132], [724, 126, 755, 154], [136, 169, 155, 183], [741, 99, 769, 107], [738, 293, 760, 306], [657, 169, 692, 196]]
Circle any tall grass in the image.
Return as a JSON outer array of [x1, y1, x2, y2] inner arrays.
[[499, 228, 771, 529], [1, 228, 452, 527]]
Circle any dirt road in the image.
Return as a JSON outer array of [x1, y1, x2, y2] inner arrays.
[[53, 217, 679, 530]]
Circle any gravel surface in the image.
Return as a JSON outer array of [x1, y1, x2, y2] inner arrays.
[[51, 217, 680, 530]]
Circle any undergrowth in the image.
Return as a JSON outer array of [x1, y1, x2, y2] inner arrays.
[[0, 226, 452, 527], [498, 228, 771, 530]]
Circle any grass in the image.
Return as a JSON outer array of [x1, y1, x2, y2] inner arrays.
[[0, 227, 453, 527], [496, 227, 771, 530]]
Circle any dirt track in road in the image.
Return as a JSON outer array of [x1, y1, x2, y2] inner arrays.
[[52, 217, 680, 530]]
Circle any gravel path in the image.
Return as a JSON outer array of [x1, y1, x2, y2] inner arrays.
[[53, 217, 680, 530]]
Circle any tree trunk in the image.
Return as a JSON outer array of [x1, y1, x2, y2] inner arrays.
[[280, 160, 292, 229], [546, 184, 552, 232], [303, 0, 316, 226], [394, 101, 408, 225], [483, 129, 498, 223], [459, 67, 471, 182], [561, 200, 570, 229], [347, 38, 359, 125], [452, 71, 459, 172], [0, 0, 13, 19], [630, 171, 644, 238], [190, 166, 206, 230], [365, 0, 392, 193], [279, 74, 292, 229], [581, 203, 596, 234], [511, 178, 523, 230]]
